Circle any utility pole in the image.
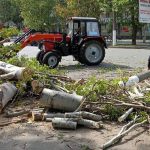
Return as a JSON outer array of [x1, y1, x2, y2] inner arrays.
[[112, 11, 117, 46]]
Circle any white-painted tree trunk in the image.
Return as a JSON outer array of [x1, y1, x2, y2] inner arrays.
[[112, 30, 117, 46], [119, 70, 150, 87]]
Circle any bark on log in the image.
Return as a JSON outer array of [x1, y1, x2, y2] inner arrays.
[[39, 88, 83, 112], [0, 61, 33, 80], [65, 111, 102, 121], [44, 111, 102, 122], [51, 117, 102, 129], [44, 113, 65, 120], [0, 82, 17, 113], [78, 119, 103, 129], [52, 118, 77, 130]]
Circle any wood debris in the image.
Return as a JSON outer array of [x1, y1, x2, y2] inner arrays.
[[0, 61, 149, 149]]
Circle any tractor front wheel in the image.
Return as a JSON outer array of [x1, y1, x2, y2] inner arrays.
[[42, 51, 60, 68], [36, 50, 46, 64], [80, 41, 105, 66]]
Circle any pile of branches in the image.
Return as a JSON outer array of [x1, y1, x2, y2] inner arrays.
[[0, 60, 150, 149]]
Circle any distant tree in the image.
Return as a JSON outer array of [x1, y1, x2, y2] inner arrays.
[[0, 0, 22, 27], [98, 0, 142, 45], [15, 0, 56, 31], [55, 0, 104, 21]]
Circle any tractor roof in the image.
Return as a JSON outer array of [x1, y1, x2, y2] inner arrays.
[[69, 17, 97, 21]]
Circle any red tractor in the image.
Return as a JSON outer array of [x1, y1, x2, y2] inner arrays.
[[20, 17, 107, 68]]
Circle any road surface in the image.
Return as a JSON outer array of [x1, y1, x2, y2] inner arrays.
[[18, 46, 149, 79]]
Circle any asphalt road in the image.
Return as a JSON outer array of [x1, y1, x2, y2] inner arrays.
[[104, 47, 149, 68], [18, 46, 150, 69]]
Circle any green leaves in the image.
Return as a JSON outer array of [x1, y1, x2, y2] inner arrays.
[[15, 0, 56, 30], [0, 43, 21, 60], [0, 0, 21, 24], [0, 27, 19, 39]]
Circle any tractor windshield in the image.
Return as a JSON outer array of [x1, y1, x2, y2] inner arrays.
[[87, 22, 100, 36]]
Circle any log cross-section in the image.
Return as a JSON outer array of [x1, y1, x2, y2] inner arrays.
[[0, 61, 33, 80]]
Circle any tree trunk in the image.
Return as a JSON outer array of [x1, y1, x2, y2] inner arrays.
[[131, 10, 138, 45], [143, 25, 147, 43], [39, 88, 83, 112], [0, 61, 33, 80], [132, 26, 137, 45], [0, 82, 17, 113]]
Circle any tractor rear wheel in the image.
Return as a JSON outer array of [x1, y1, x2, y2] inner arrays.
[[80, 40, 105, 66], [36, 50, 46, 64], [42, 51, 60, 68]]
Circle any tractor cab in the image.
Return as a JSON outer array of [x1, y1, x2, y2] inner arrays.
[[67, 17, 101, 43]]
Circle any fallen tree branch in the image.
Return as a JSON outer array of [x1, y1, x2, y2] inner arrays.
[[5, 109, 30, 118], [35, 72, 75, 82], [0, 118, 26, 127], [65, 111, 102, 121], [118, 108, 134, 122], [102, 118, 147, 149]]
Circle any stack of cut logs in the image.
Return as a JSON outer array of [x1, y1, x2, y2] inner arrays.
[[32, 111, 103, 130]]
